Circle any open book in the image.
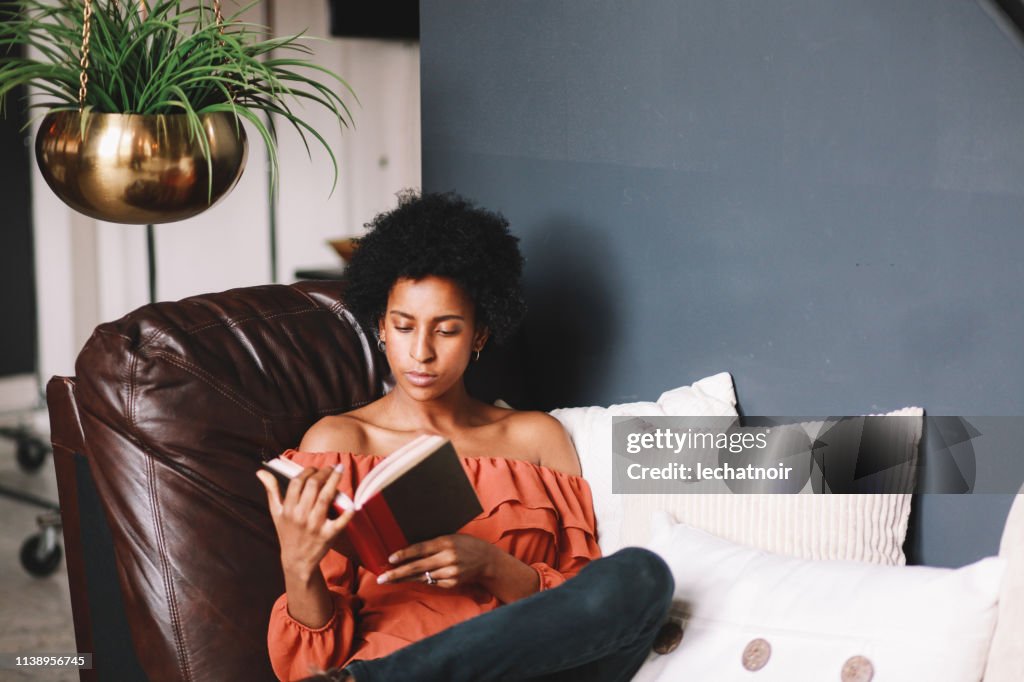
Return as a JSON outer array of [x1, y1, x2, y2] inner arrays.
[[262, 434, 483, 575]]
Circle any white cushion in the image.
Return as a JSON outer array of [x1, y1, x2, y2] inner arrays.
[[552, 373, 922, 565], [620, 406, 923, 564], [635, 513, 1005, 682], [550, 372, 738, 554], [984, 490, 1024, 682]]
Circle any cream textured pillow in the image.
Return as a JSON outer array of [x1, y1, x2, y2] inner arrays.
[[620, 406, 924, 565], [550, 372, 738, 555], [635, 514, 1004, 682]]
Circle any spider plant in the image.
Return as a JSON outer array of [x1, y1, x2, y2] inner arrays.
[[0, 0, 355, 190]]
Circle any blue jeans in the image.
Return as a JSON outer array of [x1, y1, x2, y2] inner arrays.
[[311, 547, 674, 682]]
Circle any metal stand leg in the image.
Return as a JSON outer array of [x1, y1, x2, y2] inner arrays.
[[1, 421, 63, 577], [20, 510, 64, 577], [0, 425, 50, 472]]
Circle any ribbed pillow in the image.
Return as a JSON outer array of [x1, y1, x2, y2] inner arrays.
[[552, 371, 923, 566], [550, 372, 739, 555], [620, 406, 922, 564]]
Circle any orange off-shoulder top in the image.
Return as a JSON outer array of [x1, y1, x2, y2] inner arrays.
[[267, 450, 601, 682]]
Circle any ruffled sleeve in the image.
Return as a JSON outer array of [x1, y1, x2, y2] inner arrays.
[[462, 458, 603, 595], [267, 551, 359, 681], [266, 450, 365, 682]]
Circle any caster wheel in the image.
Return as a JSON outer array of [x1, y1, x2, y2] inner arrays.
[[20, 533, 63, 577], [16, 437, 48, 473]]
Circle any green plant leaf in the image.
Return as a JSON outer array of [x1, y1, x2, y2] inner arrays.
[[0, 0, 354, 189]]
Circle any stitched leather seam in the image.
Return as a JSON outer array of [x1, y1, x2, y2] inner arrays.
[[337, 307, 384, 398], [126, 347, 139, 428], [118, 441, 281, 520], [180, 306, 317, 335], [142, 350, 372, 421], [91, 293, 339, 351], [142, 352, 265, 417], [49, 438, 80, 451], [146, 454, 194, 681], [134, 306, 322, 351], [137, 325, 169, 350], [117, 374, 244, 680], [92, 327, 132, 342]]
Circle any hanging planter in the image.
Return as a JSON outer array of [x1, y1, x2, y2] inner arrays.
[[36, 110, 247, 224], [1, 0, 354, 225]]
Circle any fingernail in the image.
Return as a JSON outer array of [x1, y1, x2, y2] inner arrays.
[[388, 554, 399, 564], [376, 573, 389, 584], [333, 464, 345, 473]]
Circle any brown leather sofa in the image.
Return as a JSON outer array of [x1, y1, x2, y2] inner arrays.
[[47, 282, 389, 681]]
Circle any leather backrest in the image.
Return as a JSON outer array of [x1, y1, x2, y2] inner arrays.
[[71, 281, 387, 681]]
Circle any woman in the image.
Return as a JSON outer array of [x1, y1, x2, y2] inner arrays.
[[256, 192, 673, 682]]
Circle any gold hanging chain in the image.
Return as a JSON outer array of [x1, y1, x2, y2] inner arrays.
[[214, 0, 225, 34], [76, 0, 227, 111], [77, 0, 93, 111]]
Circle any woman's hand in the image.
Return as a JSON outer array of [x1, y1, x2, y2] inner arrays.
[[378, 534, 499, 589], [256, 466, 354, 582]]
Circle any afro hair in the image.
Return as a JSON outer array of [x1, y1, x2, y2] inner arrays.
[[341, 191, 527, 343]]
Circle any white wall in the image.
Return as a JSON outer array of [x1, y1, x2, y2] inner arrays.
[[273, 2, 422, 283], [29, 0, 421, 386]]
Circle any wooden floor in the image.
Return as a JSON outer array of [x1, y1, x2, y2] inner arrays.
[[0, 411, 77, 681]]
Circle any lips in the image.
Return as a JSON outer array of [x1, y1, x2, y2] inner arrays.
[[404, 372, 438, 387]]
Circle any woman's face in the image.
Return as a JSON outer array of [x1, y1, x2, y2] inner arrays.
[[379, 275, 487, 401]]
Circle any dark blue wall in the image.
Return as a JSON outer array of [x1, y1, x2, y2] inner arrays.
[[420, 0, 1023, 567]]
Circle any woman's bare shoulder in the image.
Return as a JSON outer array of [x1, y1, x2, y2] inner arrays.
[[498, 410, 581, 477], [300, 400, 416, 455], [299, 411, 373, 454]]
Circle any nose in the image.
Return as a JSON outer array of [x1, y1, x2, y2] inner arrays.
[[410, 329, 435, 363]]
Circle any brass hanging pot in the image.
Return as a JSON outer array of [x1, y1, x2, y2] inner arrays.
[[35, 0, 248, 225], [37, 110, 247, 224]]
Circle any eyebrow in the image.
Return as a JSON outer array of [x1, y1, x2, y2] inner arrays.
[[389, 310, 465, 322]]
